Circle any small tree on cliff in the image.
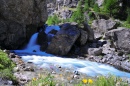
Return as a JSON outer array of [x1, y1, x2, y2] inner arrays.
[[94, 3, 100, 12], [103, 0, 119, 17], [70, 0, 85, 24], [46, 14, 60, 25], [84, 0, 89, 12], [127, 7, 130, 23]]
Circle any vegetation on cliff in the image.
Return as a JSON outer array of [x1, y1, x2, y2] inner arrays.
[[46, 0, 130, 27]]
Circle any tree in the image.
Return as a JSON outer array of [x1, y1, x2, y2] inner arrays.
[[46, 14, 61, 25], [70, 0, 85, 24], [94, 3, 100, 12], [103, 0, 119, 17], [84, 0, 89, 12], [127, 7, 130, 23]]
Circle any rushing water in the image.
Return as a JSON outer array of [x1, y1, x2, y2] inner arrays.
[[14, 25, 130, 78]]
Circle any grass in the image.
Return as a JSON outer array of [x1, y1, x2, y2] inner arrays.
[[26, 73, 129, 86], [0, 50, 16, 80], [26, 74, 56, 86]]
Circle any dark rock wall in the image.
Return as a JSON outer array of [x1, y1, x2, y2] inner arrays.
[[0, 0, 48, 49]]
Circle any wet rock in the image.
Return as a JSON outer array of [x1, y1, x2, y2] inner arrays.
[[47, 23, 80, 55]]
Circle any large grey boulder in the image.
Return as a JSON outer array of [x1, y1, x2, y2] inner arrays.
[[105, 27, 130, 54], [0, 0, 47, 49], [47, 23, 80, 55], [92, 19, 117, 35]]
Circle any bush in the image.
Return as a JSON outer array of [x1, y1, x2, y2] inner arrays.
[[0, 50, 15, 80], [46, 14, 61, 25], [0, 50, 15, 69], [94, 3, 100, 12]]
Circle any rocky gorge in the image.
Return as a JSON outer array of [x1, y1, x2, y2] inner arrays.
[[1, 0, 130, 86]]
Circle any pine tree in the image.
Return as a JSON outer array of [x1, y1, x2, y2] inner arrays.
[[104, 0, 119, 16], [94, 3, 100, 12], [127, 7, 130, 23], [84, 0, 89, 12], [70, 0, 85, 24]]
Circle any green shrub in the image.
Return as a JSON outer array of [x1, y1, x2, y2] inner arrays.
[[46, 14, 61, 25], [0, 50, 15, 80], [94, 3, 100, 12], [0, 50, 15, 69], [26, 74, 56, 86]]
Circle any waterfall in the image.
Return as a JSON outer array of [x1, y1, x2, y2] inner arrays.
[[27, 33, 39, 49]]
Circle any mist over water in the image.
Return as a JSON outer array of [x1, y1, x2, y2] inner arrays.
[[14, 25, 130, 78]]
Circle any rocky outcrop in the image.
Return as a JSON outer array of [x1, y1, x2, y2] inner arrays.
[[0, 0, 48, 49], [47, 0, 78, 16], [105, 27, 130, 54], [47, 23, 80, 55], [92, 19, 117, 39]]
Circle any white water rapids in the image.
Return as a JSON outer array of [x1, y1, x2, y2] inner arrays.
[[14, 26, 130, 78]]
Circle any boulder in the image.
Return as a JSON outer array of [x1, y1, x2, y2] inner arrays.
[[76, 29, 88, 45], [105, 27, 130, 53], [47, 23, 80, 55], [0, 0, 47, 49], [92, 19, 117, 34], [37, 31, 48, 51], [83, 22, 95, 42], [88, 48, 102, 56]]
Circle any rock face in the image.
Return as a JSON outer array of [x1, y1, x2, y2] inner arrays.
[[47, 23, 80, 55], [0, 0, 48, 49], [106, 27, 130, 54]]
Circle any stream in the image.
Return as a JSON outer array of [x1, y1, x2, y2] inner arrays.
[[14, 26, 130, 79]]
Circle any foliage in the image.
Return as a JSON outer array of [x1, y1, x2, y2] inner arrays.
[[83, 0, 89, 12], [0, 69, 15, 80], [26, 74, 56, 86], [88, 0, 95, 7], [70, 0, 85, 25], [26, 74, 129, 86], [0, 50, 15, 69], [127, 7, 130, 24], [103, 0, 119, 17], [46, 14, 61, 25], [0, 50, 15, 80], [94, 3, 100, 12]]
